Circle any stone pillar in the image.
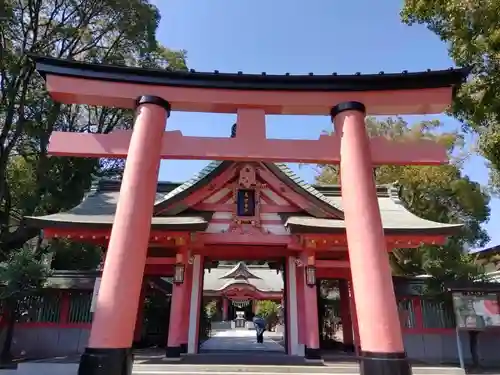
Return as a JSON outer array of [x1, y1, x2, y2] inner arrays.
[[331, 102, 410, 375], [338, 279, 354, 351], [78, 96, 170, 375], [222, 297, 229, 321]]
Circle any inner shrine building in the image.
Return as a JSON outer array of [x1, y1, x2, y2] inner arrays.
[[27, 55, 468, 375]]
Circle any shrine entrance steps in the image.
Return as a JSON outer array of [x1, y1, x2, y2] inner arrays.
[[2, 360, 467, 375]]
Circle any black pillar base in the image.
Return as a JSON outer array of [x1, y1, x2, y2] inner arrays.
[[304, 346, 322, 360], [360, 351, 412, 375], [342, 343, 355, 353], [165, 346, 181, 358], [180, 343, 188, 354], [78, 348, 133, 375]]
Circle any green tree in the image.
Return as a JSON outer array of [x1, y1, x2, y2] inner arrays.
[[49, 239, 103, 271], [256, 300, 280, 329], [401, 0, 500, 195], [0, 0, 187, 262], [0, 246, 51, 362], [316, 117, 490, 286]]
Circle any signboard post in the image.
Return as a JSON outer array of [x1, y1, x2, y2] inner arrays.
[[90, 277, 102, 313], [452, 291, 500, 370]]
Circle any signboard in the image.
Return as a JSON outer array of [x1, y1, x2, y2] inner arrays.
[[236, 189, 256, 217], [90, 277, 102, 313], [452, 291, 500, 330]]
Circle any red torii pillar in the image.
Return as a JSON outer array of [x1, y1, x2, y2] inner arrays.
[[78, 96, 170, 375], [332, 101, 409, 375]]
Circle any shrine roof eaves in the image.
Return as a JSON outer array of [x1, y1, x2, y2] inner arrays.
[[23, 162, 463, 234], [283, 183, 462, 234], [284, 216, 462, 235], [32, 55, 469, 92], [23, 179, 210, 230]]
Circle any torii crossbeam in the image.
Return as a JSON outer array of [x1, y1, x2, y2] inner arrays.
[[47, 107, 447, 165]]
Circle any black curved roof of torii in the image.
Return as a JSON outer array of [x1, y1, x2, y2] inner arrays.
[[31, 55, 469, 92]]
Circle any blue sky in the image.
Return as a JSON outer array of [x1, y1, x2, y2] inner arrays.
[[151, 0, 499, 249]]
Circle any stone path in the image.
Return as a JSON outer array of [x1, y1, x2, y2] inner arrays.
[[200, 329, 285, 352]]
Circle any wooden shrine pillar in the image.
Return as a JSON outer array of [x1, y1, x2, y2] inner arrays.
[[295, 258, 306, 352], [332, 102, 409, 375], [338, 279, 354, 351], [222, 297, 229, 321], [285, 256, 299, 355], [166, 250, 189, 359], [187, 255, 204, 354], [179, 260, 193, 353], [133, 281, 148, 346], [78, 96, 170, 375], [300, 252, 320, 360]]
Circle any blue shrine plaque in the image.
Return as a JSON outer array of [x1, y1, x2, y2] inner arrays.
[[236, 189, 256, 217]]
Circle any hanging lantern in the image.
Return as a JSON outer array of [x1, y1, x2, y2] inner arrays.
[[174, 263, 185, 284], [305, 265, 316, 287]]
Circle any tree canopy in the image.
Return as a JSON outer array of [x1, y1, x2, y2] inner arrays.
[[315, 117, 490, 284], [401, 0, 500, 195], [0, 0, 187, 263]]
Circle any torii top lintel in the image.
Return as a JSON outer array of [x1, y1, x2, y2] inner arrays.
[[33, 56, 469, 165]]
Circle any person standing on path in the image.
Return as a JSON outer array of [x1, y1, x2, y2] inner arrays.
[[253, 315, 266, 344]]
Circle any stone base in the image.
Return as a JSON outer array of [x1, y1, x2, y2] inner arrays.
[[165, 346, 181, 358], [78, 347, 133, 375], [360, 351, 411, 375], [304, 346, 322, 361]]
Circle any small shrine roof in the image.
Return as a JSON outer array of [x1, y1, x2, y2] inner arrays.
[[220, 261, 262, 280], [24, 162, 461, 235], [203, 263, 283, 293]]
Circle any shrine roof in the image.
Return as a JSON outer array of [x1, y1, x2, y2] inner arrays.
[[24, 162, 461, 235], [33, 55, 468, 93], [220, 261, 262, 280], [284, 185, 462, 235], [203, 263, 283, 293], [24, 179, 210, 231], [155, 161, 342, 217]]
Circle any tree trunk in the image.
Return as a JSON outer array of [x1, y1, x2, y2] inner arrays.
[[0, 299, 16, 364]]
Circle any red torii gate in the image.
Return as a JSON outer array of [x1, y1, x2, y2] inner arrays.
[[33, 55, 467, 375]]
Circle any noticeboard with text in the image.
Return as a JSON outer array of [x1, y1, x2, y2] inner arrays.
[[452, 291, 500, 330]]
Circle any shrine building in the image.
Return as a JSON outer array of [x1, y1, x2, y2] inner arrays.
[[23, 158, 463, 356]]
